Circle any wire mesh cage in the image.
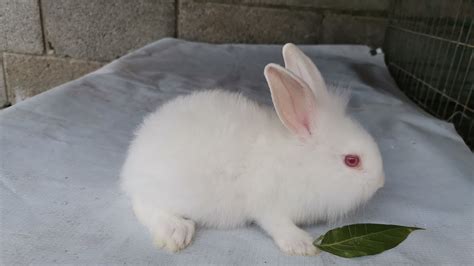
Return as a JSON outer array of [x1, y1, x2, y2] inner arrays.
[[384, 0, 473, 149]]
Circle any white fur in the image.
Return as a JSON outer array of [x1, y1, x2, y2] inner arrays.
[[121, 44, 384, 256]]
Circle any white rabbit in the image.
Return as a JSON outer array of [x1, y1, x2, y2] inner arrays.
[[121, 44, 385, 256]]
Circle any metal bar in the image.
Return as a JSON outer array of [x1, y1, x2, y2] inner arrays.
[[422, 11, 446, 107], [426, 9, 454, 111], [387, 25, 474, 48], [414, 6, 440, 101], [435, 0, 465, 117], [450, 19, 473, 125], [389, 62, 474, 113], [408, 9, 426, 100], [460, 80, 474, 126]]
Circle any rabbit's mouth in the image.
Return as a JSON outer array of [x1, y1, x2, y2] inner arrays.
[[377, 174, 385, 189]]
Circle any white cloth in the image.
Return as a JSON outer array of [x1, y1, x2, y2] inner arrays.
[[1, 38, 473, 265]]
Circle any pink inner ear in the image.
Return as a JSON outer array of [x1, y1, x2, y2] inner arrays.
[[284, 76, 313, 137], [265, 64, 316, 139]]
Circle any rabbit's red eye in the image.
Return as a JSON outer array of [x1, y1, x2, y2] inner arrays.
[[344, 155, 360, 168]]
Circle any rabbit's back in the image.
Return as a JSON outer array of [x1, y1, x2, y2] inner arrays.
[[121, 90, 276, 228]]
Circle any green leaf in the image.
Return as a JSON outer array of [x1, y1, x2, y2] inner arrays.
[[313, 223, 423, 258]]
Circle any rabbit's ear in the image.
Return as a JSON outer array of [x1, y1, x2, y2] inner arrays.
[[282, 43, 328, 98], [264, 63, 316, 139]]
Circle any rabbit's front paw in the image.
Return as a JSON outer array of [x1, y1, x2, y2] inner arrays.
[[152, 216, 195, 252], [275, 233, 320, 256]]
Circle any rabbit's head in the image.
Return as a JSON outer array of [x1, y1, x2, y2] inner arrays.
[[263, 44, 384, 218]]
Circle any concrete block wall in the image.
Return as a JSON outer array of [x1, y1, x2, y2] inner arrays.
[[0, 0, 389, 107]]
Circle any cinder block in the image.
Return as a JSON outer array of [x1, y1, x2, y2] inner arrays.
[[322, 15, 387, 47], [179, 0, 323, 44], [0, 0, 44, 54], [41, 0, 175, 61], [203, 0, 389, 11], [4, 53, 103, 104], [0, 57, 7, 107]]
